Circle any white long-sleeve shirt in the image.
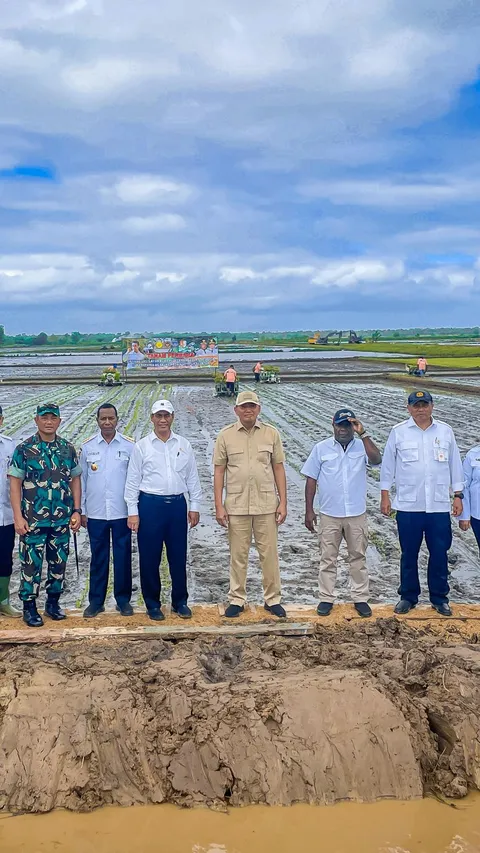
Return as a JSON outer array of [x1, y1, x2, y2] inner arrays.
[[459, 445, 480, 521], [0, 434, 15, 526], [124, 430, 202, 515], [301, 436, 371, 517], [80, 432, 134, 520], [380, 417, 464, 513]]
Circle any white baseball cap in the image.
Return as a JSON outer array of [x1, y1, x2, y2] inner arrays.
[[151, 399, 174, 415]]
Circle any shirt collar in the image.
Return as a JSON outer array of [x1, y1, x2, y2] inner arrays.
[[407, 416, 436, 429], [332, 436, 355, 451], [236, 420, 261, 432], [97, 431, 119, 444], [150, 429, 178, 444]]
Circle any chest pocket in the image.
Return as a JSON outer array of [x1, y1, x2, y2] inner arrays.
[[398, 441, 419, 463], [175, 449, 189, 472], [86, 453, 100, 465], [118, 451, 131, 463], [227, 450, 244, 468], [320, 452, 338, 470], [434, 442, 450, 463], [257, 444, 273, 463]]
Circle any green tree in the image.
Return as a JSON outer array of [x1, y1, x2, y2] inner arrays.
[[0, 325, 5, 346], [71, 331, 81, 344], [33, 332, 48, 346]]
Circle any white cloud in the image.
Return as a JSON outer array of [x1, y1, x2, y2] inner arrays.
[[299, 176, 480, 209], [111, 175, 194, 206], [121, 214, 187, 233]]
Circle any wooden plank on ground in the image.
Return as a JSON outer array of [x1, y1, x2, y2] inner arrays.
[[0, 622, 315, 646]]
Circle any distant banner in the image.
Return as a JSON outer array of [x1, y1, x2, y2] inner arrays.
[[122, 337, 219, 370]]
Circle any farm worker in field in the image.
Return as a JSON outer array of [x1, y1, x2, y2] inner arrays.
[[302, 409, 382, 618], [416, 356, 427, 376], [79, 403, 135, 619], [124, 399, 202, 621], [8, 403, 82, 628], [457, 445, 480, 552], [213, 390, 287, 619], [253, 362, 262, 383], [0, 405, 21, 618], [223, 365, 237, 396], [380, 390, 464, 617]]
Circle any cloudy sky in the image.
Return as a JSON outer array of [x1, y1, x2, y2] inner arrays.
[[1, 0, 480, 333]]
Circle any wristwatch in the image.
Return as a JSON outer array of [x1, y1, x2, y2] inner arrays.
[[72, 508, 82, 515], [453, 492, 464, 499]]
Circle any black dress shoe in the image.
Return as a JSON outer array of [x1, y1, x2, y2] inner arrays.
[[23, 601, 44, 628], [45, 597, 66, 621], [432, 602, 452, 617], [394, 599, 416, 615], [116, 603, 134, 616], [172, 604, 192, 619], [316, 602, 333, 616], [147, 608, 165, 621], [354, 602, 372, 618], [224, 604, 244, 618], [264, 603, 286, 618], [83, 604, 105, 618]]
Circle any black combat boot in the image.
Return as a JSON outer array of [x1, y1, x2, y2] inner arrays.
[[45, 594, 67, 621], [23, 600, 44, 628]]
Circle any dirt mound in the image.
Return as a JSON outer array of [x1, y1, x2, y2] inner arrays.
[[1, 620, 480, 813]]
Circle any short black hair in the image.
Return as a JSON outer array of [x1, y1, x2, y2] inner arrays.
[[0, 406, 3, 416], [97, 403, 118, 419]]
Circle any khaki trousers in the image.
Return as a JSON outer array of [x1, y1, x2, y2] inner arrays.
[[228, 513, 281, 606], [318, 512, 369, 603]]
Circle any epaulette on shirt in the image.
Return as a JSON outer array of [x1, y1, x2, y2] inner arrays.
[[82, 435, 97, 445], [122, 435, 135, 442]]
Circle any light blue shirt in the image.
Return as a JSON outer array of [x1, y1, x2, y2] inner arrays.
[[80, 432, 134, 520], [0, 434, 15, 526], [459, 445, 480, 521], [301, 436, 370, 518]]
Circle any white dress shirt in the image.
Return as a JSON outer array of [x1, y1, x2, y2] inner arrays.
[[380, 417, 464, 513], [301, 436, 370, 518], [124, 430, 202, 515], [80, 432, 134, 520], [0, 434, 15, 526], [459, 445, 480, 521]]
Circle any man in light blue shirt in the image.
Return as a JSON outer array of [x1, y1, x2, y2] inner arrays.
[[302, 408, 382, 618], [80, 403, 135, 618], [458, 445, 480, 550]]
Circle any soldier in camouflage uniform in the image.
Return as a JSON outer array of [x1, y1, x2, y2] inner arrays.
[[8, 403, 82, 627]]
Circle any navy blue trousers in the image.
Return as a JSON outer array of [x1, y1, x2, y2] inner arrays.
[[137, 492, 188, 612], [0, 524, 15, 577], [396, 511, 452, 605], [87, 518, 132, 608], [471, 516, 480, 552]]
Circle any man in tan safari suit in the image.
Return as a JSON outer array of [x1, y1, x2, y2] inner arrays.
[[213, 390, 287, 618]]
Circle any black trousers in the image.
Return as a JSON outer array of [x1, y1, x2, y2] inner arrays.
[[87, 518, 132, 608], [0, 524, 15, 577], [137, 492, 188, 612]]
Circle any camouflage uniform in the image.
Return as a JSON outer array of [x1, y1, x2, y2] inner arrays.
[[8, 434, 82, 601]]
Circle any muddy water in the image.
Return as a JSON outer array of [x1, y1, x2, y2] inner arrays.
[[2, 798, 480, 853]]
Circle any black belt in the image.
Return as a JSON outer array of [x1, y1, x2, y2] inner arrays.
[[139, 492, 185, 500]]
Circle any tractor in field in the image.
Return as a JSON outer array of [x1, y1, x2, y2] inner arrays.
[[213, 371, 239, 397], [99, 366, 122, 387], [260, 364, 281, 383]]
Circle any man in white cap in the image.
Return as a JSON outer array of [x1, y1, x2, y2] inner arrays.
[[124, 400, 202, 621], [213, 390, 287, 618]]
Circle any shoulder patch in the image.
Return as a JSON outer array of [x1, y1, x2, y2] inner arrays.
[[82, 435, 97, 445]]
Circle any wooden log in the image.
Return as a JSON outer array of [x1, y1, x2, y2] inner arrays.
[[0, 621, 315, 645]]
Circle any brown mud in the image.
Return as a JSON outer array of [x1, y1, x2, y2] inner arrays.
[[1, 618, 480, 814]]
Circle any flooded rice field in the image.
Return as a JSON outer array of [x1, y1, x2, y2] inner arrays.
[[1, 380, 480, 610]]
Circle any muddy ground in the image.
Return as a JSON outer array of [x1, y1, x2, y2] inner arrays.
[[1, 379, 480, 611], [1, 619, 480, 812]]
